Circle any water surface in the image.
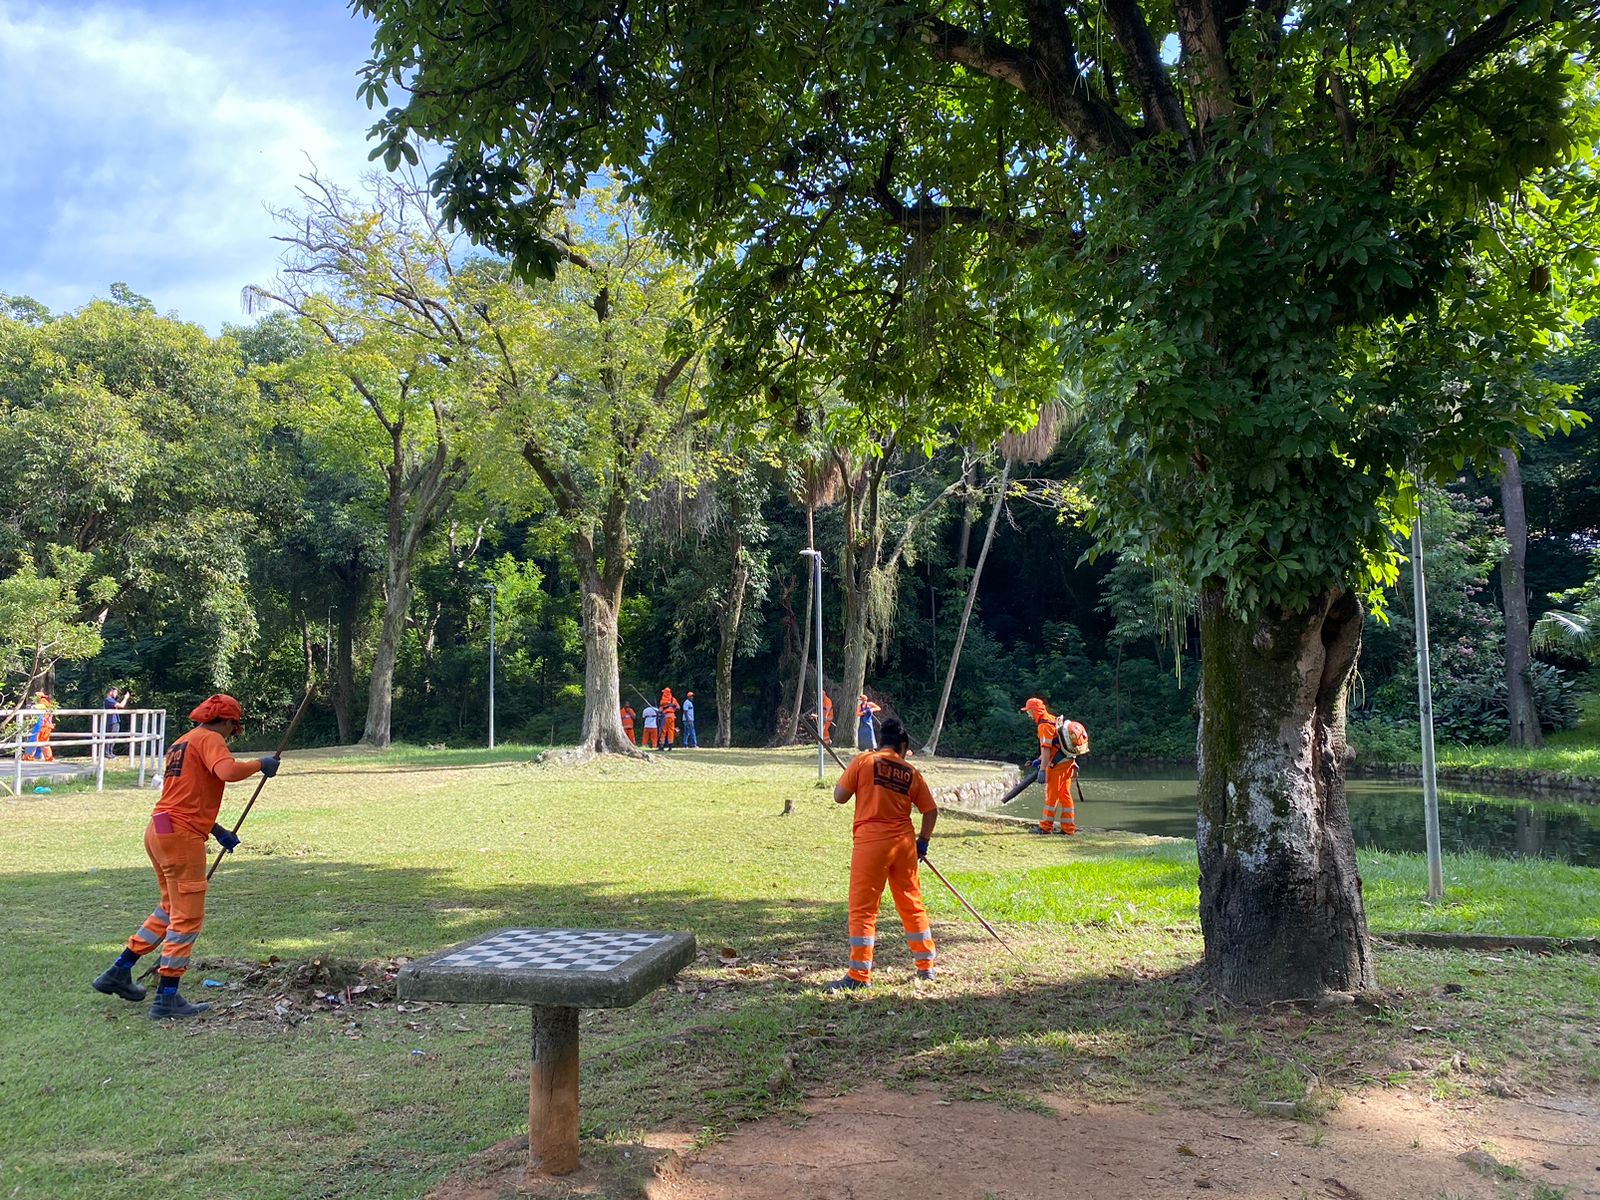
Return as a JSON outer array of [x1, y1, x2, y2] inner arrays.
[[1001, 768, 1600, 866]]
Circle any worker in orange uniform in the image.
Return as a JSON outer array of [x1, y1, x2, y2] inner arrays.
[[1021, 697, 1089, 835], [620, 703, 637, 745], [91, 694, 280, 1020], [659, 687, 679, 751], [22, 691, 54, 761], [829, 717, 938, 991], [821, 692, 834, 744]]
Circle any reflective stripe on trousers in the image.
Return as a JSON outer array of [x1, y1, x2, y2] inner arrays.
[[846, 835, 935, 983], [127, 819, 208, 977]]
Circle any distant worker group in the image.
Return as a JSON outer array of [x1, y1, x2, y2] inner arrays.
[[621, 686, 698, 750]]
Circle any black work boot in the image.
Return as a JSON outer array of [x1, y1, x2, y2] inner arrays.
[[826, 975, 869, 993], [149, 989, 209, 1020], [91, 964, 147, 1002]]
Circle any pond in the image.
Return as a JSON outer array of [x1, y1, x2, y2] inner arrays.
[[1000, 768, 1600, 866]]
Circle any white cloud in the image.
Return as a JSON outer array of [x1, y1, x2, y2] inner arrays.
[[0, 1, 382, 329]]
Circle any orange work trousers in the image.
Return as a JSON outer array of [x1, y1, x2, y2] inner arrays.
[[125, 818, 209, 979], [623, 722, 636, 744], [1039, 759, 1077, 834], [644, 727, 658, 748], [847, 835, 936, 983], [661, 716, 676, 745]]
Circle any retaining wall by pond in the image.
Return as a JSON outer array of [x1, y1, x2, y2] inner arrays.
[[929, 761, 1026, 813], [1354, 761, 1600, 797]]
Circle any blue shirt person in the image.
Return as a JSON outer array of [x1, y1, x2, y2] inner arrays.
[[682, 692, 699, 748]]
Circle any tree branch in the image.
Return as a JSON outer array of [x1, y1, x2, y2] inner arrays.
[[1387, 4, 1531, 131], [1101, 0, 1193, 150], [910, 9, 1138, 155]]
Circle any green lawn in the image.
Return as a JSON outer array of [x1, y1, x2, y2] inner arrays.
[[1356, 692, 1600, 781], [3, 746, 1596, 1199]]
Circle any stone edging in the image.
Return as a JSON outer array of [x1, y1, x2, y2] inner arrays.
[[1375, 931, 1600, 955], [929, 761, 1025, 813]]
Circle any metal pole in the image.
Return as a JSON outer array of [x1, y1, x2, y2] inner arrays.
[[95, 711, 105, 792], [1411, 491, 1445, 901], [801, 550, 825, 781], [486, 584, 497, 750], [136, 711, 147, 788], [326, 607, 335, 672]]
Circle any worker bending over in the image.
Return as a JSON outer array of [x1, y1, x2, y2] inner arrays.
[[92, 694, 280, 1020], [830, 717, 938, 991], [1021, 697, 1089, 835]]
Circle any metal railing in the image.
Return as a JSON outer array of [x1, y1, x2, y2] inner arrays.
[[1, 707, 168, 796]]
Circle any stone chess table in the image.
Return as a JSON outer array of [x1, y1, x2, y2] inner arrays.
[[399, 927, 696, 1176]]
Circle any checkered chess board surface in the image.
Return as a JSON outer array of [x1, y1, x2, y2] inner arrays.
[[433, 929, 673, 974]]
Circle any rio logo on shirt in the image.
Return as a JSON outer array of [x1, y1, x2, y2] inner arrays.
[[165, 742, 188, 779], [872, 758, 913, 796]]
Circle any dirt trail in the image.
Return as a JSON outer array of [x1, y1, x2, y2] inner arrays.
[[654, 1083, 1600, 1200]]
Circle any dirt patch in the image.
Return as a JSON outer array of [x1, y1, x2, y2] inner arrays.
[[423, 1137, 690, 1200], [646, 1083, 1600, 1200]]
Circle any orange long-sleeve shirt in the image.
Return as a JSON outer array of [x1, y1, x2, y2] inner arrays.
[[155, 727, 263, 838]]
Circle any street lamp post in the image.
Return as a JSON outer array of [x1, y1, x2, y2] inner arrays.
[[799, 548, 825, 781], [485, 584, 497, 750]]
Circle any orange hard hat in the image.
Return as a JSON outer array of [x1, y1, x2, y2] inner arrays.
[[1021, 697, 1048, 715], [189, 694, 244, 724]]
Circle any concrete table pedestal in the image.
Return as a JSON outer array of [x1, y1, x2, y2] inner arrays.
[[399, 927, 696, 1177]]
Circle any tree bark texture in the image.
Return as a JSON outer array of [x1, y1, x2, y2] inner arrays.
[[1498, 447, 1542, 747], [361, 553, 410, 748], [1196, 586, 1376, 1002], [572, 527, 638, 756]]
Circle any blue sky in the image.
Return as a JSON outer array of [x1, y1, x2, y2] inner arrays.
[[0, 0, 385, 330]]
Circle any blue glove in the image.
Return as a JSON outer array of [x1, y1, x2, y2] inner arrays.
[[211, 824, 241, 853], [916, 837, 929, 860], [258, 754, 280, 779], [1027, 757, 1040, 771]]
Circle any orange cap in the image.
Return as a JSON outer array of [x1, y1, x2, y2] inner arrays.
[[189, 694, 244, 724], [1021, 697, 1047, 715]]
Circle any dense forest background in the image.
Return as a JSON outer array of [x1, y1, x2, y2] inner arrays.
[[4, 272, 1598, 763]]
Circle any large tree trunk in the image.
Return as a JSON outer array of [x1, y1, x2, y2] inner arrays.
[[926, 459, 1010, 755], [1498, 446, 1542, 747], [572, 526, 640, 756], [1196, 586, 1376, 1003], [838, 579, 871, 744], [715, 500, 750, 748], [361, 431, 461, 748], [361, 551, 411, 747]]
